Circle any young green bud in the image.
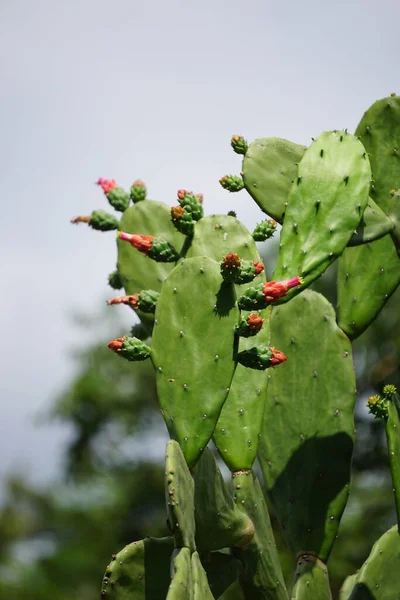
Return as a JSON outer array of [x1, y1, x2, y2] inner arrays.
[[130, 180, 147, 203], [71, 210, 119, 231], [108, 270, 123, 290], [219, 174, 244, 192], [237, 346, 287, 370], [236, 314, 264, 337], [118, 232, 179, 262], [231, 135, 248, 155], [171, 205, 195, 235], [367, 394, 388, 419], [252, 219, 278, 242], [108, 336, 151, 361]]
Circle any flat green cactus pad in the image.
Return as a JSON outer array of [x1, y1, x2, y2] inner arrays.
[[272, 131, 371, 302], [339, 574, 357, 600], [117, 200, 185, 295], [151, 256, 240, 467], [233, 471, 288, 600], [291, 555, 332, 600], [192, 551, 215, 599], [187, 214, 270, 470], [193, 447, 254, 551], [348, 525, 400, 599], [347, 197, 394, 246], [165, 440, 196, 551], [386, 392, 400, 529], [101, 536, 173, 599], [337, 95, 400, 339], [167, 548, 192, 600], [337, 235, 400, 339], [259, 290, 355, 561], [242, 137, 307, 222]]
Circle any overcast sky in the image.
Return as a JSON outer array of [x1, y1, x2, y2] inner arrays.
[[1, 0, 399, 490]]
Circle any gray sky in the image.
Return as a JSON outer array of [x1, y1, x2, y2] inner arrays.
[[1, 0, 399, 488]]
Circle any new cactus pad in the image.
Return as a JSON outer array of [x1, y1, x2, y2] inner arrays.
[[72, 94, 400, 599]]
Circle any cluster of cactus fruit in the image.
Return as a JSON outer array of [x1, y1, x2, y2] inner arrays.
[[72, 95, 400, 599]]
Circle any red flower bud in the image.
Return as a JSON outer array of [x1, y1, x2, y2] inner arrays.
[[247, 314, 263, 332], [195, 193, 204, 203], [262, 276, 303, 303], [108, 337, 125, 352], [118, 232, 154, 255], [270, 348, 287, 366], [252, 261, 265, 276], [107, 295, 139, 309], [132, 179, 146, 188], [97, 178, 118, 195], [177, 189, 191, 200], [171, 205, 185, 220], [223, 252, 241, 268]]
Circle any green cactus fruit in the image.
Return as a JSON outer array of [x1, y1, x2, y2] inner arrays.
[[237, 345, 287, 370], [366, 394, 388, 420], [231, 135, 248, 155], [258, 290, 355, 561], [107, 290, 159, 314], [291, 555, 332, 600], [89, 210, 120, 231], [119, 231, 180, 263], [338, 574, 357, 600], [238, 277, 303, 310], [347, 197, 394, 246], [242, 137, 307, 222], [108, 336, 151, 362], [107, 188, 130, 212], [71, 210, 120, 231], [130, 180, 147, 203], [220, 253, 265, 285], [235, 314, 264, 337], [272, 131, 371, 303], [192, 447, 254, 551], [348, 525, 400, 599], [167, 548, 192, 600], [171, 205, 195, 236], [201, 552, 243, 598], [191, 552, 215, 600], [108, 269, 123, 290], [219, 175, 245, 192], [165, 440, 196, 551], [384, 386, 400, 530], [337, 235, 400, 339], [252, 219, 278, 242], [151, 256, 239, 467], [101, 536, 174, 599], [177, 190, 204, 221], [97, 178, 130, 212], [233, 471, 288, 600]]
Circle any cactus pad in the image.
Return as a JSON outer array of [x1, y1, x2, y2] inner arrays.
[[165, 440, 196, 551], [233, 470, 288, 600], [167, 548, 192, 600], [291, 555, 332, 600], [151, 256, 239, 467], [272, 131, 371, 302], [348, 525, 400, 599], [101, 537, 173, 599], [242, 137, 306, 222], [258, 290, 355, 561], [192, 447, 254, 551]]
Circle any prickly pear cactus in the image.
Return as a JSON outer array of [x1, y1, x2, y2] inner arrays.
[[72, 94, 400, 600]]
